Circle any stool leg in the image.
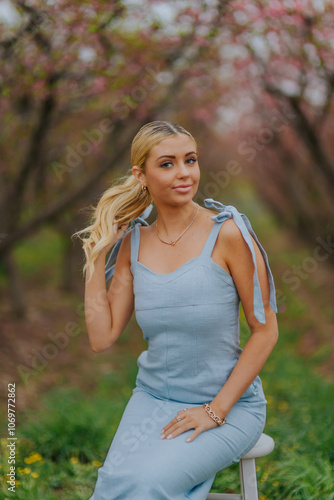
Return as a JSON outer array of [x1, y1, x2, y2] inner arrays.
[[239, 458, 259, 500]]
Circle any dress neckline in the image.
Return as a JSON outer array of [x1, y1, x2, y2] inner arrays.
[[137, 255, 203, 277], [135, 221, 219, 277]]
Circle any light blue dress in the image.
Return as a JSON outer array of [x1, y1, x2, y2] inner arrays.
[[90, 198, 278, 500]]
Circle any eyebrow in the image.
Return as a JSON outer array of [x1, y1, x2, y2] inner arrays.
[[157, 151, 197, 160]]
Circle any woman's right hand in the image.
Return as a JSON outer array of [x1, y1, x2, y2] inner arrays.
[[103, 220, 130, 255], [91, 221, 130, 259], [113, 220, 130, 243]]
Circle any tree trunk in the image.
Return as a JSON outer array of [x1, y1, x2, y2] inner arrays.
[[2, 251, 26, 318]]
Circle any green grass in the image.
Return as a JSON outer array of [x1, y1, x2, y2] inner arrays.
[[1, 308, 333, 499], [0, 226, 64, 288], [0, 367, 137, 499]]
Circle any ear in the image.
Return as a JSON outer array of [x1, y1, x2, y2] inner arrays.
[[132, 165, 146, 185]]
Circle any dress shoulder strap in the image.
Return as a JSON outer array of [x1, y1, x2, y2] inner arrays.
[[200, 222, 224, 257], [104, 204, 153, 281], [204, 198, 278, 324], [130, 224, 140, 265]]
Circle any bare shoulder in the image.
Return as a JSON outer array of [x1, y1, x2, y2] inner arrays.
[[218, 218, 243, 242], [203, 209, 258, 260], [201, 208, 240, 240], [121, 228, 133, 246], [214, 214, 260, 263], [138, 223, 155, 240], [138, 224, 154, 233], [116, 229, 132, 264]]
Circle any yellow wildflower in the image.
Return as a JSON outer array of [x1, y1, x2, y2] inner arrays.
[[24, 452, 42, 464], [266, 395, 273, 406], [278, 401, 288, 412], [18, 467, 31, 475]]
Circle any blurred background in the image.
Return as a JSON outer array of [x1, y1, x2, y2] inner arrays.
[[0, 1, 333, 498]]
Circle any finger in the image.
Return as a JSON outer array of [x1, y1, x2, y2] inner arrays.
[[164, 422, 188, 440], [161, 415, 184, 435], [161, 419, 174, 434], [185, 427, 203, 443], [121, 223, 130, 231], [163, 416, 193, 439], [161, 421, 179, 438]]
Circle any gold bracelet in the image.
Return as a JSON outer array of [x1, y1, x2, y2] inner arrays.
[[203, 403, 227, 426]]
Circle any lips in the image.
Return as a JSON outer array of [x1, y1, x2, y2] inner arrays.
[[173, 184, 192, 193]]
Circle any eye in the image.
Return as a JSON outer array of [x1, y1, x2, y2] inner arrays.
[[159, 157, 197, 168], [160, 161, 173, 168]]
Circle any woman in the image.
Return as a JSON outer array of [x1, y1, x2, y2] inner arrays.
[[74, 120, 278, 499]]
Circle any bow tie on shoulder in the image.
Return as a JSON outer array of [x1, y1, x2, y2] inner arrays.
[[105, 203, 154, 282], [204, 198, 278, 324]]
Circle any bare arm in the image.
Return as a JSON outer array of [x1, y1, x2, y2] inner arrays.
[[85, 229, 134, 353], [209, 219, 279, 419]]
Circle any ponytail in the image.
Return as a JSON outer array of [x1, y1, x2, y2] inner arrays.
[[72, 170, 152, 283]]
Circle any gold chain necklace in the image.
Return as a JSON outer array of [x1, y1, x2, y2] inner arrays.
[[155, 203, 199, 246]]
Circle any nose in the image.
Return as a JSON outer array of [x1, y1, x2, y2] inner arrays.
[[176, 160, 190, 178]]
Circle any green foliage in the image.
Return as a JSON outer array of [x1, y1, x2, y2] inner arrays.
[[16, 386, 126, 464], [12, 227, 64, 283], [0, 383, 130, 499]]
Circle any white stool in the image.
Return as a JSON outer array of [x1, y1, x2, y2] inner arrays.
[[207, 433, 275, 500]]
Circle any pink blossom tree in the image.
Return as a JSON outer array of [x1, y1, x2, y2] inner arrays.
[[0, 0, 228, 314], [217, 0, 334, 244]]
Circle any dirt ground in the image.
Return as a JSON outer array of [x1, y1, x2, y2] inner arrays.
[[0, 282, 144, 415]]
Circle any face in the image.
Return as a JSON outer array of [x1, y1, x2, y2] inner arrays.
[[132, 134, 200, 206]]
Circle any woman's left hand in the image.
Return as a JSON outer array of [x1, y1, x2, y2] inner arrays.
[[160, 406, 219, 443]]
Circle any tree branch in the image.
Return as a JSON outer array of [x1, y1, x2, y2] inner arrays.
[[0, 120, 141, 256]]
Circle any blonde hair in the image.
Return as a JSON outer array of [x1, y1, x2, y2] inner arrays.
[[72, 120, 196, 282]]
